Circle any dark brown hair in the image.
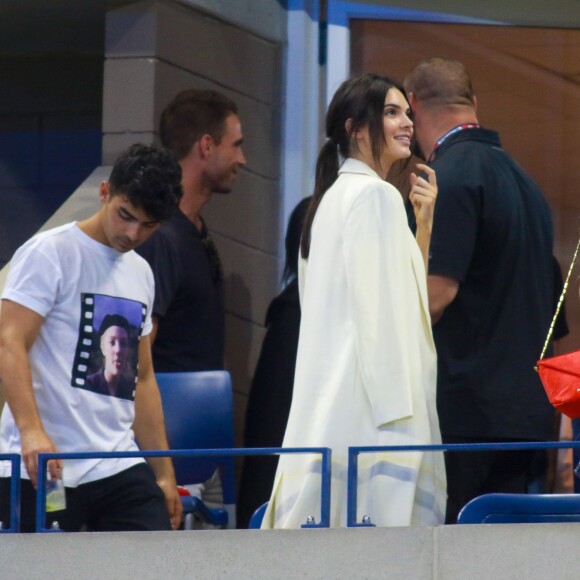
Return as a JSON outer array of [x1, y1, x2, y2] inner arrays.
[[160, 90, 239, 160], [301, 73, 407, 258]]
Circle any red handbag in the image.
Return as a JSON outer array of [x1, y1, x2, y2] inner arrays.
[[536, 237, 580, 419]]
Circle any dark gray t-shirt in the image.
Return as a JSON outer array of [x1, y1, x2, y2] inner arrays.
[[137, 209, 225, 372]]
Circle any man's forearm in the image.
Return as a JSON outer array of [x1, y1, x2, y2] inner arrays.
[[0, 331, 60, 485], [0, 344, 44, 436], [427, 274, 460, 324], [133, 375, 175, 481], [133, 334, 182, 529], [149, 316, 159, 345]]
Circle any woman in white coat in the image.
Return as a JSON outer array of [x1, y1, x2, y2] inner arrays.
[[262, 73, 446, 528]]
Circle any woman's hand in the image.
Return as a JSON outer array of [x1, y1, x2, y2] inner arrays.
[[410, 164, 437, 271], [409, 164, 437, 232]]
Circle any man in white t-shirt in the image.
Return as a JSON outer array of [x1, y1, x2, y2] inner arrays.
[[0, 143, 184, 532]]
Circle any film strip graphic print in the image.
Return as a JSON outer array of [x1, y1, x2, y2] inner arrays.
[[72, 293, 98, 388], [71, 293, 148, 395]]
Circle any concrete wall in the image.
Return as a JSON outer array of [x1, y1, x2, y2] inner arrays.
[[0, 524, 577, 579], [103, 0, 284, 441], [177, 0, 286, 42]]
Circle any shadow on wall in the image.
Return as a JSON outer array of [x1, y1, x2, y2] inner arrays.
[[0, 126, 102, 268], [224, 271, 253, 442]]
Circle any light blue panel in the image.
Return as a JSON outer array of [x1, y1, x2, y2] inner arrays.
[[280, 0, 322, 268]]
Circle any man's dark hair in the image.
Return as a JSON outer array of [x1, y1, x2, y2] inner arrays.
[[160, 90, 239, 160], [108, 143, 183, 222]]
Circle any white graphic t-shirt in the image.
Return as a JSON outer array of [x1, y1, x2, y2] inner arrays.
[[0, 223, 154, 487]]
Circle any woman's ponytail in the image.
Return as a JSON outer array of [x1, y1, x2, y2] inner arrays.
[[299, 73, 401, 260], [300, 139, 340, 259]]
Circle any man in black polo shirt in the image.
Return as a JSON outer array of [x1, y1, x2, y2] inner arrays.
[[404, 57, 555, 523], [137, 90, 246, 518]]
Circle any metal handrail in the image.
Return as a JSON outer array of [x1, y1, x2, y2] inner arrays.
[[0, 454, 21, 533], [347, 441, 580, 527], [36, 447, 332, 532]]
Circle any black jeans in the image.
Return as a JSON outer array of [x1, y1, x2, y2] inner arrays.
[[0, 463, 171, 533]]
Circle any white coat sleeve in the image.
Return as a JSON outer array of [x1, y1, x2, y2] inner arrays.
[[343, 181, 414, 427]]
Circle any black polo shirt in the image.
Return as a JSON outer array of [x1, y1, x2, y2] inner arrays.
[[136, 209, 225, 372], [427, 128, 555, 440]]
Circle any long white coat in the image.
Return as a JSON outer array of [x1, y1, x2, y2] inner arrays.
[[262, 158, 446, 528]]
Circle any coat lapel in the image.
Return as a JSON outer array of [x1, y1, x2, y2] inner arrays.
[[341, 158, 435, 343]]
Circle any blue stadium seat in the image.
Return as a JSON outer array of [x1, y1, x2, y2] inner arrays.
[[457, 493, 580, 524], [248, 502, 268, 529], [156, 371, 236, 528]]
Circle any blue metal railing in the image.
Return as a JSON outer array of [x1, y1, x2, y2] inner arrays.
[[36, 447, 332, 532], [0, 454, 21, 533], [347, 441, 580, 527], [7, 441, 580, 531]]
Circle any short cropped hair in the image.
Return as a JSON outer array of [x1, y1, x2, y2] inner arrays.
[[404, 56, 475, 108], [108, 143, 183, 222], [159, 89, 239, 160]]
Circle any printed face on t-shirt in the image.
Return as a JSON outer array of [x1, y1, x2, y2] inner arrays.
[[71, 294, 147, 401], [100, 325, 130, 382]]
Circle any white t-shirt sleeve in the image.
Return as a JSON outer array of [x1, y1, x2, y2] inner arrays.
[[138, 257, 155, 337], [2, 237, 62, 318]]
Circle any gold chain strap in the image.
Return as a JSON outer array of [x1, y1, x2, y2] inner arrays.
[[536, 235, 580, 366]]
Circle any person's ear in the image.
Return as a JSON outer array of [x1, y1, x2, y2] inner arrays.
[[99, 181, 111, 203], [346, 118, 364, 143], [472, 94, 478, 112], [345, 118, 353, 136], [198, 134, 213, 159], [408, 92, 417, 112]]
